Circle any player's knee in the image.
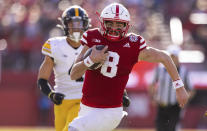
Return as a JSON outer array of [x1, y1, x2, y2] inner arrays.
[[68, 126, 79, 131]]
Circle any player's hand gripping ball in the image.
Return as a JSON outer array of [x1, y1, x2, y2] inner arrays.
[[83, 45, 108, 70]]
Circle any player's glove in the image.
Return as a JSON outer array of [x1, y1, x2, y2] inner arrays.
[[48, 92, 65, 105], [123, 90, 130, 107], [38, 78, 65, 105]]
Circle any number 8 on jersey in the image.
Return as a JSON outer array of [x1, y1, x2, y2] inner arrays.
[[101, 51, 120, 78]]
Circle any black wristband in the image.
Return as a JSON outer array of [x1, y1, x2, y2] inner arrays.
[[37, 78, 52, 96]]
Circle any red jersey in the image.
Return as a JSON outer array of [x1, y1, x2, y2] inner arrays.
[[80, 28, 147, 108]]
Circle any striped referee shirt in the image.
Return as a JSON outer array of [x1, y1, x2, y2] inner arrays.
[[152, 64, 192, 106]]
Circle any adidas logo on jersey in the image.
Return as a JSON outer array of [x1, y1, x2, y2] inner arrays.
[[92, 39, 101, 43], [123, 43, 130, 48]]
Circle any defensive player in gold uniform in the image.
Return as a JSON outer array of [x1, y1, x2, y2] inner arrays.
[[37, 5, 90, 131]]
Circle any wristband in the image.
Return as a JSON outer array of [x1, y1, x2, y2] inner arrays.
[[173, 79, 184, 89], [83, 56, 94, 67], [37, 78, 52, 96]]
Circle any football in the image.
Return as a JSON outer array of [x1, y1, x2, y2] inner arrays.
[[83, 45, 107, 70]]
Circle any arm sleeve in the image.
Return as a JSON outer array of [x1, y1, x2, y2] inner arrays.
[[42, 40, 53, 57], [37, 78, 52, 96]]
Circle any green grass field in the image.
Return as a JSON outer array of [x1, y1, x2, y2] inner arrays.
[[0, 127, 206, 131]]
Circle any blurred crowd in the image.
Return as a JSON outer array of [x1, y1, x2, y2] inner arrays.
[[0, 0, 207, 71]]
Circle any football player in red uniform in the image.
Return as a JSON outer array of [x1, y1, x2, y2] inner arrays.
[[69, 3, 189, 131]]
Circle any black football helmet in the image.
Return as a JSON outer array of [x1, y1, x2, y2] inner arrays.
[[60, 5, 90, 41]]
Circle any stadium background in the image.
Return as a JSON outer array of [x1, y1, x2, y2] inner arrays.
[[0, 0, 207, 130]]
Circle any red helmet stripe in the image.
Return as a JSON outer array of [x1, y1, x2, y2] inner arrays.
[[115, 5, 119, 18]]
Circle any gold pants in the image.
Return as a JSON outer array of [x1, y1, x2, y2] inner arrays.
[[54, 99, 80, 131]]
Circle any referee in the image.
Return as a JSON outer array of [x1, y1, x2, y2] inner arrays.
[[148, 45, 194, 131]]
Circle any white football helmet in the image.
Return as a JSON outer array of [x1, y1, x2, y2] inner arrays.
[[99, 3, 130, 41]]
